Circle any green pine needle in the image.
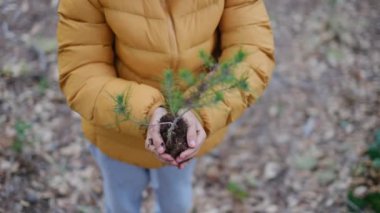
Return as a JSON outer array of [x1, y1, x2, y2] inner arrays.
[[214, 91, 224, 102], [110, 49, 250, 132], [233, 49, 247, 63], [199, 49, 216, 69], [179, 69, 196, 86]]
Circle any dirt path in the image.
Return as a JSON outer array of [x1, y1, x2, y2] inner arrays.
[[193, 0, 379, 212]]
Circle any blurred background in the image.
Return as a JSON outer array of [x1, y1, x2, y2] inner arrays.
[[0, 0, 379, 212]]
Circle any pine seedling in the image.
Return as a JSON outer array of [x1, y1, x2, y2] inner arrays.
[[110, 49, 251, 158]]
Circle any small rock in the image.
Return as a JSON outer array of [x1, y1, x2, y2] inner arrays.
[[325, 198, 334, 207], [40, 129, 53, 143], [294, 155, 318, 171], [353, 186, 368, 198], [303, 117, 316, 137], [19, 200, 30, 207], [319, 158, 336, 170], [323, 129, 335, 141], [263, 162, 281, 180], [275, 133, 290, 144], [25, 190, 39, 204], [268, 105, 279, 117], [0, 160, 13, 171], [266, 205, 278, 213], [80, 166, 95, 179], [287, 196, 299, 207], [310, 146, 324, 159], [345, 123, 354, 134], [10, 162, 20, 173], [206, 166, 220, 181], [60, 143, 82, 157], [5, 126, 16, 138], [245, 175, 259, 188], [50, 176, 70, 196], [0, 115, 6, 125], [229, 173, 243, 183], [34, 103, 43, 114], [317, 170, 336, 186]]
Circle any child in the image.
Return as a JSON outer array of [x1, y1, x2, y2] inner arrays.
[[57, 0, 275, 212]]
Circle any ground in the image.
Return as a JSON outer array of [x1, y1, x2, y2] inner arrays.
[[0, 0, 379, 212]]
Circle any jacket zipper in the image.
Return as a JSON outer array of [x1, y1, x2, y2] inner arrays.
[[162, 0, 179, 71]]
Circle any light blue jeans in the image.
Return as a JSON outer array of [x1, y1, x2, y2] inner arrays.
[[88, 143, 196, 213]]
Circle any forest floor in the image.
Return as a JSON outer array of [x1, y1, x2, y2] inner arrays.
[[0, 0, 379, 212]]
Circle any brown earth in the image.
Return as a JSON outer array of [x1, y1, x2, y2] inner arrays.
[[159, 114, 189, 159]]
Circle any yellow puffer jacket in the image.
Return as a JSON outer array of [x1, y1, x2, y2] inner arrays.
[[57, 0, 275, 168]]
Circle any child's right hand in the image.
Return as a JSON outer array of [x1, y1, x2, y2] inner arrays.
[[145, 107, 178, 166]]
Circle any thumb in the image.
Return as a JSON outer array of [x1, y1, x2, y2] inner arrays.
[[186, 121, 197, 148]]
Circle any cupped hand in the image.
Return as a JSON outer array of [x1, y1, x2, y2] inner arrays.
[[145, 107, 178, 166], [176, 109, 207, 169]]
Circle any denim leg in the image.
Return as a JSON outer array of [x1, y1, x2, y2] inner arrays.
[[154, 160, 197, 213], [88, 144, 149, 213]]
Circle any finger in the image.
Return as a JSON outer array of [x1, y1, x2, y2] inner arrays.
[[157, 154, 178, 166], [148, 145, 156, 153], [181, 150, 198, 163], [145, 137, 154, 151], [179, 163, 186, 170], [146, 142, 172, 165], [178, 160, 191, 170], [177, 148, 197, 162], [186, 121, 197, 148], [145, 138, 150, 149], [146, 137, 154, 147], [151, 126, 165, 154], [196, 126, 207, 146], [181, 128, 206, 161], [147, 108, 167, 153], [178, 156, 192, 165], [157, 156, 175, 166], [159, 153, 176, 163]]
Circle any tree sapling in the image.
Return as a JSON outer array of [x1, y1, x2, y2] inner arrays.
[[111, 50, 251, 158]]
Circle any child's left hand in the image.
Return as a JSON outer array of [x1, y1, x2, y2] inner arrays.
[[176, 110, 207, 169]]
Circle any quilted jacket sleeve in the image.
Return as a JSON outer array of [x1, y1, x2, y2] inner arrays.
[[194, 0, 275, 136], [57, 0, 165, 138]]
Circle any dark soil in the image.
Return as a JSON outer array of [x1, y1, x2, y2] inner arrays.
[[159, 114, 189, 158]]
